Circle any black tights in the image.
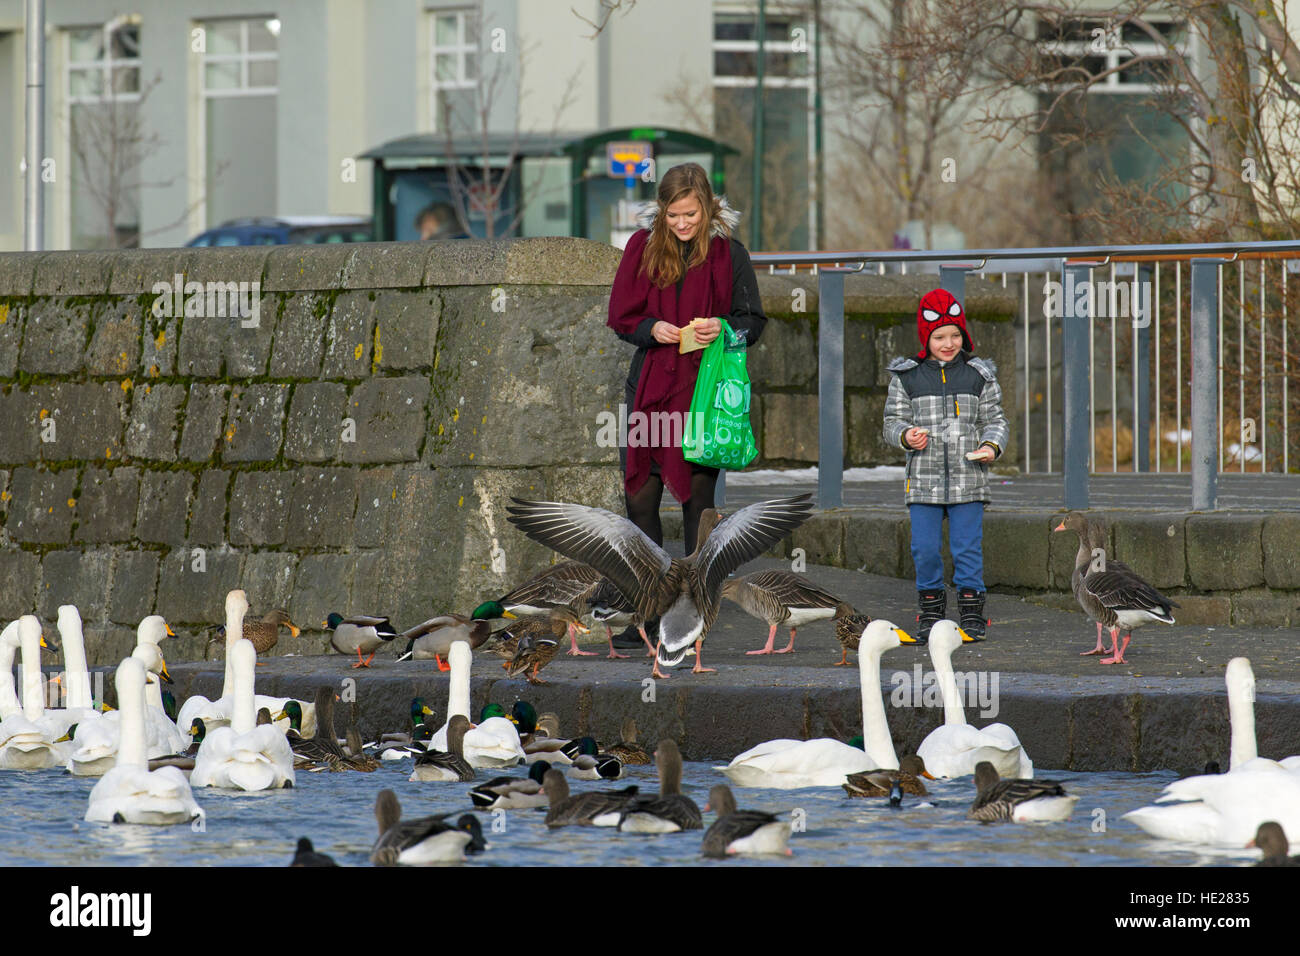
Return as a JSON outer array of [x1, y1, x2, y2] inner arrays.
[[625, 467, 720, 555]]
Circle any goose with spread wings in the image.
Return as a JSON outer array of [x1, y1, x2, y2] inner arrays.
[[505, 495, 813, 678]]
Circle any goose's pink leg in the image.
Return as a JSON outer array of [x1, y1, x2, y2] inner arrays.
[[1081, 621, 1107, 655], [566, 622, 596, 657], [638, 626, 656, 657], [651, 634, 670, 680], [746, 624, 779, 655], [691, 638, 716, 674], [1101, 629, 1131, 665], [604, 624, 629, 659], [775, 626, 797, 654]]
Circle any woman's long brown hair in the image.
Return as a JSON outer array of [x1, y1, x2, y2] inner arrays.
[[640, 162, 729, 288]]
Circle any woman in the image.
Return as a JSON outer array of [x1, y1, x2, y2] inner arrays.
[[606, 163, 767, 647]]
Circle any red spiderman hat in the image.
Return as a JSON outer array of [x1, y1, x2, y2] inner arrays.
[[915, 288, 973, 359]]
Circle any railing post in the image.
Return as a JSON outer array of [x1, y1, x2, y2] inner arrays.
[[817, 267, 846, 509], [1134, 264, 1151, 472], [939, 264, 967, 305], [1062, 262, 1092, 509], [1190, 259, 1220, 510], [715, 469, 726, 507]]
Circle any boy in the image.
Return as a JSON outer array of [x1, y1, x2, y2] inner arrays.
[[882, 288, 1009, 640]]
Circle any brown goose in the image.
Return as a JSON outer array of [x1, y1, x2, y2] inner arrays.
[[495, 560, 606, 657], [605, 717, 653, 765], [967, 760, 1079, 823], [586, 577, 657, 659], [344, 725, 380, 772], [701, 784, 791, 858], [1249, 821, 1300, 866], [618, 739, 702, 833], [1053, 513, 1178, 664], [370, 789, 485, 865], [722, 570, 854, 656], [505, 495, 814, 678], [541, 769, 640, 828], [833, 611, 873, 666], [843, 754, 935, 798]]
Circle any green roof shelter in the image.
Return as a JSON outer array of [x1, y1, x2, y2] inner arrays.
[[361, 127, 738, 244]]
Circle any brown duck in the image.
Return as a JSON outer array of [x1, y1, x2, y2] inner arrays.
[[833, 611, 873, 667], [843, 754, 934, 798], [605, 716, 653, 765], [506, 495, 814, 678], [1053, 513, 1177, 664], [207, 609, 299, 659], [495, 560, 605, 657], [502, 610, 589, 685]]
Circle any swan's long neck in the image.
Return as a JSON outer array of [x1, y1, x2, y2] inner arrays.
[[223, 605, 245, 701], [60, 616, 92, 711], [230, 641, 255, 735], [117, 666, 147, 769], [0, 621, 19, 718], [447, 641, 471, 720], [1227, 671, 1257, 771], [19, 620, 45, 721], [930, 640, 967, 727], [859, 641, 898, 769], [146, 678, 165, 714]]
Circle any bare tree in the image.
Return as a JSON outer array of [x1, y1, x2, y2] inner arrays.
[[571, 0, 638, 38]]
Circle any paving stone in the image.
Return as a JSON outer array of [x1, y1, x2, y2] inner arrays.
[[268, 293, 327, 377], [339, 377, 428, 463], [108, 550, 161, 625], [6, 467, 77, 543], [84, 297, 142, 375], [283, 382, 347, 462], [0, 388, 40, 464], [189, 469, 231, 545], [1185, 515, 1264, 590], [241, 551, 299, 615], [0, 550, 40, 618], [228, 471, 292, 546], [33, 383, 126, 462], [134, 471, 194, 546], [223, 384, 288, 462], [37, 549, 112, 620], [288, 553, 355, 632], [155, 548, 244, 624], [321, 291, 376, 378], [74, 466, 140, 543], [18, 301, 88, 373], [125, 383, 184, 461], [374, 290, 440, 370], [1262, 514, 1300, 589], [178, 384, 229, 462], [286, 468, 356, 547]]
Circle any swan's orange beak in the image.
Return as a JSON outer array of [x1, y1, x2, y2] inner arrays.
[[165, 623, 176, 636], [895, 628, 917, 644], [958, 628, 976, 643]]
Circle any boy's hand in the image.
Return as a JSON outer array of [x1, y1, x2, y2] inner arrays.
[[905, 427, 929, 450], [966, 445, 996, 462]]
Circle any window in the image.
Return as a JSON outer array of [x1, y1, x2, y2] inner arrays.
[[65, 18, 143, 248], [199, 18, 280, 227], [430, 8, 479, 132], [1036, 14, 1186, 95], [713, 8, 815, 249]]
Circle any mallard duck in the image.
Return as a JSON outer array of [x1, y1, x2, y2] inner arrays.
[[84, 656, 204, 826], [701, 784, 791, 858], [541, 769, 640, 828], [277, 688, 346, 771], [1054, 513, 1177, 663], [1249, 822, 1300, 866], [833, 611, 873, 667], [370, 789, 486, 865], [722, 570, 854, 656], [190, 639, 295, 791], [567, 737, 623, 780], [410, 714, 475, 782], [512, 704, 574, 764], [209, 609, 300, 659], [326, 613, 399, 668], [968, 760, 1078, 823], [495, 607, 591, 666], [843, 754, 935, 798], [504, 633, 558, 686], [916, 621, 1032, 779], [618, 740, 701, 832], [606, 717, 652, 765], [470, 760, 553, 810], [720, 620, 914, 789], [375, 723, 434, 760], [586, 577, 656, 658], [372, 697, 436, 758], [395, 601, 514, 670], [147, 717, 206, 771], [290, 837, 338, 867], [505, 495, 814, 678], [496, 560, 606, 656]]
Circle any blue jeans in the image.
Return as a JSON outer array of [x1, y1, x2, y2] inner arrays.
[[908, 502, 985, 591]]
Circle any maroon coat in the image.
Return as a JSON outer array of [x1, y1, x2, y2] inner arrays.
[[607, 228, 734, 504]]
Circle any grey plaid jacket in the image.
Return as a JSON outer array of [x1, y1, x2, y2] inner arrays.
[[882, 353, 1010, 505]]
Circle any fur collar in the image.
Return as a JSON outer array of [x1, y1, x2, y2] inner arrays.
[[635, 195, 741, 238]]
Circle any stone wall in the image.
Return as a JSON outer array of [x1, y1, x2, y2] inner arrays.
[[0, 240, 630, 664]]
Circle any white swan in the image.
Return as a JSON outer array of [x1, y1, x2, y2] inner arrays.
[[0, 616, 66, 769], [0, 619, 23, 720], [719, 620, 914, 789], [430, 641, 524, 768], [85, 656, 203, 826], [191, 638, 295, 791], [51, 606, 106, 728], [178, 590, 315, 738], [916, 620, 1032, 779]]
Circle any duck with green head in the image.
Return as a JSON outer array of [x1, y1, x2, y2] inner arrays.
[[395, 602, 514, 671], [469, 759, 553, 810], [566, 737, 623, 781], [373, 698, 436, 760]]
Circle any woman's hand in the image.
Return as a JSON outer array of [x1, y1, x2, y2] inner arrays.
[[693, 317, 722, 345], [905, 427, 929, 450], [651, 321, 681, 344]]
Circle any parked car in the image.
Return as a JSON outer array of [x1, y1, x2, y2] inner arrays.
[[186, 215, 372, 246]]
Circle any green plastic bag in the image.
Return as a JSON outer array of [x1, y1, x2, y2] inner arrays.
[[683, 319, 759, 469]]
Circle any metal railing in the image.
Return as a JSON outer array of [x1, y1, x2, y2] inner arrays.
[[747, 239, 1300, 511]]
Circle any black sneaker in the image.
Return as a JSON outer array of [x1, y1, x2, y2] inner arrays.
[[611, 619, 655, 649], [957, 587, 988, 640]]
